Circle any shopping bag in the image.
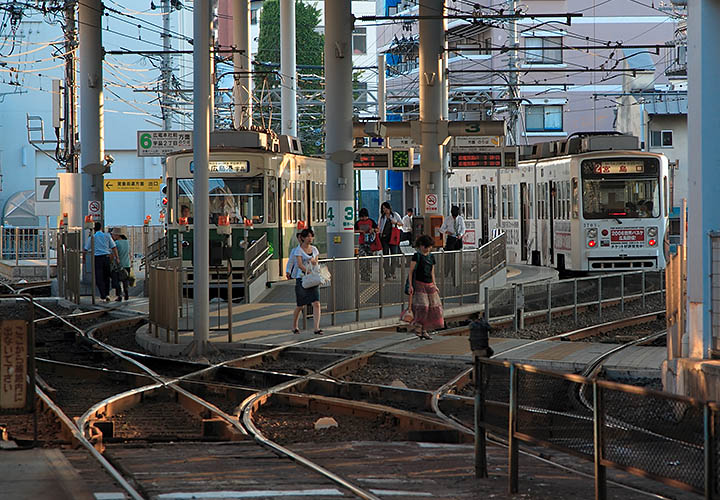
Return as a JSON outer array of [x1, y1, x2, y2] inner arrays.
[[400, 291, 414, 323], [389, 227, 402, 246], [369, 236, 383, 252], [302, 263, 331, 289]]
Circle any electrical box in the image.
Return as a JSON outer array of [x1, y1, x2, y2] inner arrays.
[[430, 216, 444, 248]]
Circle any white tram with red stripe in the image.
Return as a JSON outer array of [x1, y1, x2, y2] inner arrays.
[[448, 133, 669, 273]]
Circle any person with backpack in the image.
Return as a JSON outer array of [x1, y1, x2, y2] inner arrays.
[[407, 234, 444, 339]]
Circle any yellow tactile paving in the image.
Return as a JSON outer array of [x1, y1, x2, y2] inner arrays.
[[529, 342, 588, 360]]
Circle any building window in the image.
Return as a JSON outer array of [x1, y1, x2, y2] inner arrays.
[[525, 36, 562, 64], [525, 105, 563, 132], [650, 130, 673, 148], [251, 9, 258, 25], [353, 28, 367, 55]]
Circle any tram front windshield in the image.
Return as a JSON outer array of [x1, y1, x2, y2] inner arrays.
[[581, 158, 660, 219], [177, 177, 264, 224]]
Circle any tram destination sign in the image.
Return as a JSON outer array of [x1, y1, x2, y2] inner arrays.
[[450, 147, 518, 168], [592, 160, 645, 174], [137, 130, 192, 157]]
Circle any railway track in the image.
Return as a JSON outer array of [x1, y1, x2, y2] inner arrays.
[[3, 298, 681, 499]]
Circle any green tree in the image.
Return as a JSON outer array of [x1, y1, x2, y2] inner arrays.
[[255, 0, 324, 154]]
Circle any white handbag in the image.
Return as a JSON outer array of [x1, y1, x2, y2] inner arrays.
[[302, 263, 331, 289]]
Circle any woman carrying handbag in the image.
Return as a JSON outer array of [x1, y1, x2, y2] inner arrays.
[[407, 235, 444, 339], [291, 228, 324, 335], [378, 201, 403, 280]]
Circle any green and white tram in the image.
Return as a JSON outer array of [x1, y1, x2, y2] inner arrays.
[[164, 130, 327, 285]]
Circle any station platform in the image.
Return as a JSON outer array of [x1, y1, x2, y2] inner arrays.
[[0, 447, 100, 500], [0, 258, 55, 279], [113, 264, 662, 379]]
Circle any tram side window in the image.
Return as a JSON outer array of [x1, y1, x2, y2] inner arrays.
[[488, 186, 496, 219], [473, 186, 479, 220], [571, 178, 579, 219], [501, 186, 507, 219], [267, 178, 276, 224], [528, 183, 533, 220]]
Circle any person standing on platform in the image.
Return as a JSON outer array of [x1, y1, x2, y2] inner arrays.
[[378, 201, 403, 279], [291, 228, 323, 335], [285, 232, 303, 280], [110, 227, 131, 301], [441, 205, 466, 250], [407, 234, 444, 339], [401, 208, 414, 244], [355, 208, 378, 281], [84, 222, 118, 302]]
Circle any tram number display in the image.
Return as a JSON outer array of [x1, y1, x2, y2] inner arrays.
[[451, 151, 516, 168], [611, 229, 645, 242], [592, 161, 645, 174]]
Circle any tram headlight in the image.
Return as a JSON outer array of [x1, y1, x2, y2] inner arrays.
[[647, 226, 658, 237], [588, 240, 597, 248], [586, 228, 597, 238]]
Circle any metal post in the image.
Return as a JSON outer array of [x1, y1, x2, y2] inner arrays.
[[547, 282, 552, 325], [418, 0, 444, 220], [356, 255, 361, 322], [459, 249, 464, 305], [324, 0, 354, 259], [598, 275, 602, 321], [593, 382, 607, 500], [15, 227, 19, 267], [280, 0, 297, 136], [232, 0, 252, 129], [513, 285, 518, 334], [90, 232, 95, 305], [331, 257, 336, 325], [573, 278, 578, 325], [476, 247, 481, 300], [0, 225, 4, 259], [508, 363, 519, 494], [192, 0, 212, 356], [704, 405, 717, 499], [620, 273, 625, 313], [484, 286, 490, 323], [474, 355, 488, 478], [227, 259, 232, 343], [439, 251, 445, 307], [45, 217, 51, 280], [377, 254, 383, 319], [642, 270, 646, 309], [79, 0, 105, 226]]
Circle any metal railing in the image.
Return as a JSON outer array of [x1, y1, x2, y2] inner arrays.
[[475, 358, 717, 499], [56, 229, 82, 304], [318, 233, 506, 325], [147, 236, 270, 342], [0, 226, 59, 263], [484, 269, 665, 331]]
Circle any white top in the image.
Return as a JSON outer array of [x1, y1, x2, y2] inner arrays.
[[440, 215, 466, 238], [378, 211, 403, 233], [291, 245, 319, 279], [286, 245, 300, 276], [401, 214, 412, 233]]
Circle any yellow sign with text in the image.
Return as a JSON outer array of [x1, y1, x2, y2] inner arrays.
[[104, 179, 162, 192]]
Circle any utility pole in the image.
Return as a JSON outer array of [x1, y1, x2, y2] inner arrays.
[[280, 0, 297, 136], [377, 54, 386, 206], [58, 0, 81, 228], [161, 0, 173, 131], [418, 0, 444, 220], [507, 0, 519, 145], [232, 0, 251, 129], [78, 0, 105, 223]]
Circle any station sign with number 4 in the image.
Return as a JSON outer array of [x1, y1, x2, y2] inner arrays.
[[327, 202, 354, 233]]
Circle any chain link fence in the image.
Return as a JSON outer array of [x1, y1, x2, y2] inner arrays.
[[475, 359, 717, 497]]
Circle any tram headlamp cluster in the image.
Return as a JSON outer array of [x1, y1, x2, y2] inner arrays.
[[586, 228, 597, 238], [647, 226, 658, 237]]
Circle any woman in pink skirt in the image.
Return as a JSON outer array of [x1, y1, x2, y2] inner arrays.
[[407, 234, 444, 339]]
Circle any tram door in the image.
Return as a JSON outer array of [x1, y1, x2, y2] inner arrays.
[[480, 185, 489, 245], [305, 180, 313, 226], [548, 181, 555, 264], [520, 183, 529, 261]]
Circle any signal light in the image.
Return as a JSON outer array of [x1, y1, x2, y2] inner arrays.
[[162, 197, 168, 206], [588, 240, 597, 248], [179, 217, 188, 226], [648, 239, 657, 247]]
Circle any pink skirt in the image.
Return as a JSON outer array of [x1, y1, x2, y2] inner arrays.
[[411, 281, 444, 330]]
